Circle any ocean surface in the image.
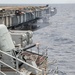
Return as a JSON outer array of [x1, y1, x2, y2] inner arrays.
[[33, 4, 75, 75]]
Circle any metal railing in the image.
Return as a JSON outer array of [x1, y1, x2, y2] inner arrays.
[[0, 60, 21, 75], [0, 50, 42, 74], [0, 70, 6, 75]]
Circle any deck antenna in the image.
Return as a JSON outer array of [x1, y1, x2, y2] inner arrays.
[[45, 49, 48, 74], [36, 43, 40, 65]]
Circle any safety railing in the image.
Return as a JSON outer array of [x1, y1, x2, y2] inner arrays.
[[0, 60, 21, 75], [0, 70, 6, 75], [0, 50, 42, 75]]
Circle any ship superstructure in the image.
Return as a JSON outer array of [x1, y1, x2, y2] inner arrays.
[[0, 5, 57, 30], [0, 24, 48, 75]]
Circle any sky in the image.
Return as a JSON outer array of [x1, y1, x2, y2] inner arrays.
[[0, 0, 75, 4]]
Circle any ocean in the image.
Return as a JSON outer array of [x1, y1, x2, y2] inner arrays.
[[33, 4, 75, 75]]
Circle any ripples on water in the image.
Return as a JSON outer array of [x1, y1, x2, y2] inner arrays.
[[33, 4, 75, 75]]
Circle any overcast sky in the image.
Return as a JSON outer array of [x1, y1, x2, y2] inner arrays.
[[0, 0, 75, 4]]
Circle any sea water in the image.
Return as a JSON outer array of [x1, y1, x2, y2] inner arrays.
[[33, 4, 75, 75]]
